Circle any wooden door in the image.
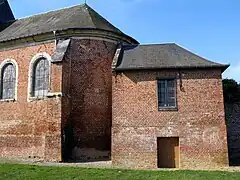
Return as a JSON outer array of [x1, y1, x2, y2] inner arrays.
[[157, 137, 179, 168]]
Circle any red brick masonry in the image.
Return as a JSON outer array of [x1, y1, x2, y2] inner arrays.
[[0, 40, 229, 169], [62, 39, 117, 161], [112, 70, 228, 169], [0, 38, 117, 162], [0, 42, 62, 161]]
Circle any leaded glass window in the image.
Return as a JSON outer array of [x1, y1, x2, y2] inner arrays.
[[32, 58, 49, 97], [157, 79, 176, 109], [1, 63, 16, 99]]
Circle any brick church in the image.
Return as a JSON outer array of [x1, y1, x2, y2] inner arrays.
[[0, 0, 229, 169]]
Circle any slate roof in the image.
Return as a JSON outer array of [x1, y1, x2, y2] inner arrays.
[[0, 0, 15, 24], [52, 39, 71, 63], [115, 43, 229, 71], [0, 4, 137, 43]]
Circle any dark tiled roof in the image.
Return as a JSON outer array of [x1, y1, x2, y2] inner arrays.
[[52, 39, 71, 63], [0, 0, 15, 24], [0, 4, 135, 42], [115, 43, 229, 71]]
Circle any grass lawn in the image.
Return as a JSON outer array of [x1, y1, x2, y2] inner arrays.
[[0, 163, 240, 180]]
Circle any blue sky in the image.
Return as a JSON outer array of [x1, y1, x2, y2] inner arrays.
[[8, 0, 240, 81]]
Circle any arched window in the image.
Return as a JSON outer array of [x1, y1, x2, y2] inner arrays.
[[32, 57, 50, 97], [0, 63, 16, 100]]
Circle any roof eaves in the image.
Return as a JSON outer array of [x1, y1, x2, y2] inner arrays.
[[115, 64, 230, 72], [0, 27, 139, 44]]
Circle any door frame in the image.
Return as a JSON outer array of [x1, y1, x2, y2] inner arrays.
[[157, 137, 180, 168]]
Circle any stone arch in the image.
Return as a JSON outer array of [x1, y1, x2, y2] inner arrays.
[[0, 59, 18, 100], [28, 52, 51, 100]]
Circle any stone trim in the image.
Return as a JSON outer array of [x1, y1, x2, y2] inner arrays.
[[27, 52, 52, 102], [0, 40, 55, 52], [0, 58, 19, 101], [46, 92, 62, 98], [0, 29, 138, 51], [112, 46, 122, 71], [72, 37, 118, 44]]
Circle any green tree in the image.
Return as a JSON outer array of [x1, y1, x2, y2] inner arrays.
[[222, 79, 240, 103]]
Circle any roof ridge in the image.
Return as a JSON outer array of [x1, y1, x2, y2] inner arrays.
[[84, 4, 100, 30], [139, 43, 176, 46], [122, 43, 176, 48], [85, 4, 123, 34], [16, 3, 86, 21]]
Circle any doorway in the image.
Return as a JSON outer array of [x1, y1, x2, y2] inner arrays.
[[157, 137, 180, 168]]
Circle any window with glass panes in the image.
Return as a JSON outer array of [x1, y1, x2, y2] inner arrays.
[[1, 63, 16, 100], [157, 79, 176, 109], [32, 58, 49, 97]]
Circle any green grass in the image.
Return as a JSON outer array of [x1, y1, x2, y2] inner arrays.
[[0, 163, 239, 180]]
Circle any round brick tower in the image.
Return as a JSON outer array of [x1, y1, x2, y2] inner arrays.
[[60, 4, 138, 161]]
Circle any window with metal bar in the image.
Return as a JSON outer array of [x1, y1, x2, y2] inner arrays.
[[1, 63, 16, 99], [157, 79, 177, 109], [32, 58, 49, 97]]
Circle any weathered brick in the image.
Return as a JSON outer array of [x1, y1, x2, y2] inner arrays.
[[0, 42, 62, 161], [0, 39, 229, 169], [62, 39, 117, 160], [112, 70, 229, 169]]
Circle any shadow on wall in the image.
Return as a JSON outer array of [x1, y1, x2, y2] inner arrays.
[[62, 123, 75, 162], [70, 148, 110, 163], [62, 123, 111, 162], [120, 69, 222, 84], [225, 102, 240, 166]]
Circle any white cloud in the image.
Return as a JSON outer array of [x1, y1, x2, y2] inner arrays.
[[223, 63, 240, 82]]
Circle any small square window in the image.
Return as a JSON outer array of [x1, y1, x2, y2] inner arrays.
[[157, 79, 177, 110]]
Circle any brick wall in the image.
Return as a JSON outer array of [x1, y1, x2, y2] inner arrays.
[[0, 42, 62, 162], [112, 69, 229, 169], [62, 38, 117, 161]]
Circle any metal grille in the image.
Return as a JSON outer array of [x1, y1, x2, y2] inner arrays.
[[1, 63, 16, 99], [32, 58, 49, 97], [157, 79, 176, 108]]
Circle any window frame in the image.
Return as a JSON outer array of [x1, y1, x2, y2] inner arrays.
[[157, 78, 178, 111], [28, 52, 51, 101], [32, 57, 50, 97], [0, 59, 18, 101]]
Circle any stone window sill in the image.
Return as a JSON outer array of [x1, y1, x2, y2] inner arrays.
[[28, 96, 48, 102], [158, 107, 178, 111], [47, 92, 62, 98], [0, 98, 16, 103], [28, 92, 62, 102]]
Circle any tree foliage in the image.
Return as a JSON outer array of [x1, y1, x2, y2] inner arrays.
[[222, 79, 240, 103]]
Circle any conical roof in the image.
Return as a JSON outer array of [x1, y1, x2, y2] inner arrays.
[[0, 0, 15, 24]]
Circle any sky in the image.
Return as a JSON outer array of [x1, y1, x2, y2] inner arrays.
[[8, 0, 240, 82]]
